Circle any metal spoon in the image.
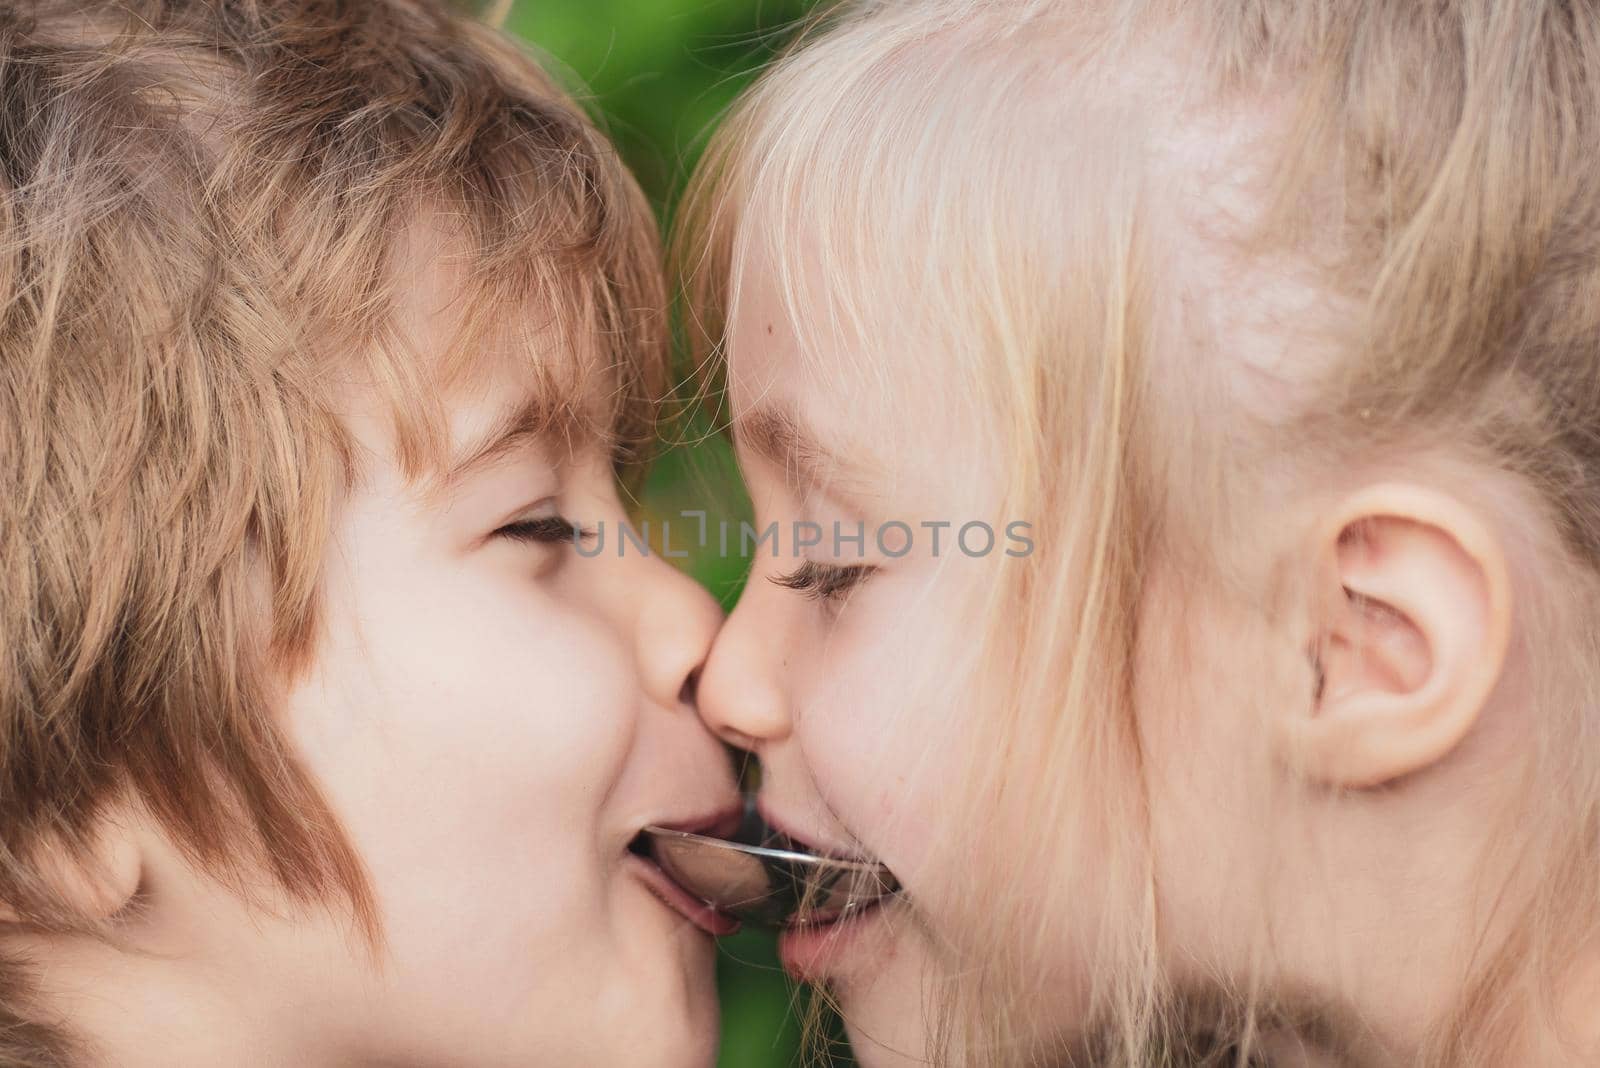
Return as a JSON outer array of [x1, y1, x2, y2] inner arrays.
[[639, 820, 899, 928]]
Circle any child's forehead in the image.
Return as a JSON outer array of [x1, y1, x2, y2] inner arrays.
[[385, 219, 523, 367], [724, 254, 992, 517], [441, 361, 611, 475], [349, 216, 629, 483]]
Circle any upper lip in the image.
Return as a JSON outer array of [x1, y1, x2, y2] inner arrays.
[[641, 803, 743, 842], [757, 798, 884, 866]]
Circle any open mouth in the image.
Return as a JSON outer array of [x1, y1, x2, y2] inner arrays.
[[776, 891, 892, 981], [635, 800, 902, 932], [626, 808, 744, 938], [758, 820, 899, 982], [761, 830, 897, 928]]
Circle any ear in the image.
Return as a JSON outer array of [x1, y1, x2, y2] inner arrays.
[[0, 810, 143, 924], [1283, 482, 1513, 788]]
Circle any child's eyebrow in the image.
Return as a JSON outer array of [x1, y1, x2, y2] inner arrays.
[[734, 404, 875, 503], [429, 388, 603, 498]]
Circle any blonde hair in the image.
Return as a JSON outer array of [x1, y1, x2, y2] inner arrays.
[[0, 1, 664, 1062], [681, 1, 1600, 1064]]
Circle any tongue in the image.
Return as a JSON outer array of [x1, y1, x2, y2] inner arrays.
[[629, 855, 741, 937]]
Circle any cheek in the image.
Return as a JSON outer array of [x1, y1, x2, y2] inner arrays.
[[792, 581, 967, 883], [287, 550, 636, 915], [1135, 566, 1296, 977]]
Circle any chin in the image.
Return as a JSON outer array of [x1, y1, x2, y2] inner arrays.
[[663, 948, 721, 1068], [588, 966, 719, 1068], [623, 996, 719, 1068], [830, 925, 938, 1068], [835, 998, 933, 1068], [610, 885, 723, 1068]]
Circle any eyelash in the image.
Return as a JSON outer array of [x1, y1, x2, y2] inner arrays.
[[493, 514, 597, 546], [770, 560, 878, 604]]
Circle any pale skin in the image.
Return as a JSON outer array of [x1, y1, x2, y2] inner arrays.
[[697, 241, 1600, 1067], [0, 227, 741, 1068]]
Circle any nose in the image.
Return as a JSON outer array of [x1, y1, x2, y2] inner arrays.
[[696, 581, 793, 750], [633, 553, 725, 714]]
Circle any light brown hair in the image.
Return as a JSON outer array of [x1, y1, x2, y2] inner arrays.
[[0, 1, 664, 1062]]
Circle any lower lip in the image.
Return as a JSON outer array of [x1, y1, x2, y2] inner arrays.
[[777, 899, 890, 982], [625, 854, 741, 937]]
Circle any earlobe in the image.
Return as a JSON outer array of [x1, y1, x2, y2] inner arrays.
[[1282, 482, 1513, 788], [0, 811, 143, 925]]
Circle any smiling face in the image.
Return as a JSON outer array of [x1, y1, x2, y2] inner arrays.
[[683, 1, 1600, 1064], [0, 0, 756, 1056], [284, 395, 737, 1066], [693, 228, 1504, 1068], [689, 80, 1551, 1068], [272, 239, 742, 1066], [697, 262, 1020, 1065], [17, 227, 742, 1068]]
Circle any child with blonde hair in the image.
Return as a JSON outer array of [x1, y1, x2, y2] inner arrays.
[[687, 1, 1600, 1064]]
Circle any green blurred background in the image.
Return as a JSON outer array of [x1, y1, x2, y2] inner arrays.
[[504, 4, 836, 1066]]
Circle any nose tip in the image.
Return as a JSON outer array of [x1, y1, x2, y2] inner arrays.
[[696, 604, 793, 749], [636, 560, 723, 715], [709, 718, 763, 754]]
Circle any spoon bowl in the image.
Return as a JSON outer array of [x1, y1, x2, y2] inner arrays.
[[639, 824, 899, 928]]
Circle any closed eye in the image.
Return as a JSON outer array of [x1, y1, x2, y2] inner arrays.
[[493, 514, 597, 546], [770, 560, 877, 603]]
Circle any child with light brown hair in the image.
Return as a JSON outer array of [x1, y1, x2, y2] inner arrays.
[[685, 0, 1600, 1065], [0, 1, 743, 1065]]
